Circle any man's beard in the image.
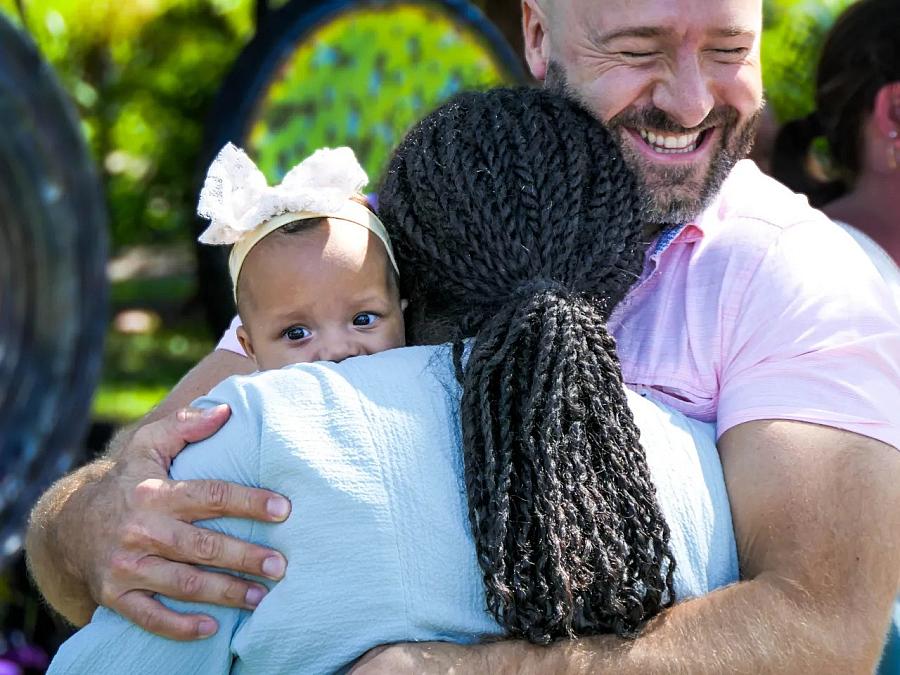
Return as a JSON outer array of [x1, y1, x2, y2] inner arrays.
[[545, 60, 760, 227]]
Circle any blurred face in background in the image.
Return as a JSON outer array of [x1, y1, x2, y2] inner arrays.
[[523, 0, 765, 226]]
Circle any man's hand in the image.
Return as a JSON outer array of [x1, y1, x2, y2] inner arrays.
[[26, 349, 290, 640], [77, 405, 291, 640]]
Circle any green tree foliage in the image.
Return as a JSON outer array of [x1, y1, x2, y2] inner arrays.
[[0, 0, 859, 248], [0, 1, 514, 247], [762, 0, 856, 122], [0, 0, 254, 248]]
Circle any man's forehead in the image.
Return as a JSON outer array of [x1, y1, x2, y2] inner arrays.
[[556, 0, 762, 33]]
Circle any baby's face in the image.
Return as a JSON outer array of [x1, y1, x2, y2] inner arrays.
[[236, 218, 406, 371]]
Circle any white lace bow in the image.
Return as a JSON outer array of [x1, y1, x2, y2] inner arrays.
[[197, 143, 369, 245]]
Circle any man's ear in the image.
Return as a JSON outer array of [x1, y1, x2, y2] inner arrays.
[[872, 82, 900, 138], [236, 325, 256, 362], [522, 0, 551, 82]]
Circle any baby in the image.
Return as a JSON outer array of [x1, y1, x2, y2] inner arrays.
[[197, 144, 407, 371]]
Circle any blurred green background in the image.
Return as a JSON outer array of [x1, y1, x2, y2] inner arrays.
[[0, 0, 858, 426], [0, 0, 515, 423]]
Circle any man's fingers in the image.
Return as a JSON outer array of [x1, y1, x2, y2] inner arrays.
[[168, 478, 291, 524], [132, 405, 232, 466], [156, 520, 286, 582], [115, 591, 219, 642], [130, 557, 272, 609]]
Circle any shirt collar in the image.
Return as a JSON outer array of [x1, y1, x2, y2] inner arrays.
[[649, 221, 705, 263]]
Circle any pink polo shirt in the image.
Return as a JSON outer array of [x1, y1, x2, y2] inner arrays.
[[217, 160, 900, 449]]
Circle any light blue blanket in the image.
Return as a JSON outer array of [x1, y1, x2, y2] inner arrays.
[[49, 345, 739, 674]]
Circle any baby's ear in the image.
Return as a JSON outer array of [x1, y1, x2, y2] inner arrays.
[[236, 325, 257, 361], [400, 299, 409, 312]]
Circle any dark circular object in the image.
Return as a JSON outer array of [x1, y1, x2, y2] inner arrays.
[[195, 0, 527, 335], [0, 17, 108, 566]]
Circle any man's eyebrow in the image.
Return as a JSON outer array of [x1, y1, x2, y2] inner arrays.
[[591, 26, 670, 47], [710, 26, 757, 39], [590, 25, 756, 48]]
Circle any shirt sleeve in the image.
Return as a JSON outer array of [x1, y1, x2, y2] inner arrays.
[[47, 602, 237, 675], [48, 378, 263, 674], [216, 314, 246, 356], [717, 219, 900, 450]]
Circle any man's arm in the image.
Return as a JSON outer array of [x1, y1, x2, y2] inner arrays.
[[352, 420, 900, 674], [25, 349, 291, 640]]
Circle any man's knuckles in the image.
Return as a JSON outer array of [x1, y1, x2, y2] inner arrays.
[[174, 568, 206, 598], [204, 480, 232, 512], [101, 551, 142, 603], [174, 407, 195, 424], [172, 479, 235, 515], [222, 578, 250, 604], [191, 529, 222, 562], [239, 545, 258, 574], [135, 602, 165, 634], [131, 479, 170, 509], [119, 517, 176, 556], [118, 520, 149, 550], [128, 598, 193, 640]]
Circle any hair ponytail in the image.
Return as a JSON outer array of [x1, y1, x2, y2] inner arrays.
[[380, 88, 676, 642], [457, 285, 674, 642], [772, 112, 846, 207]]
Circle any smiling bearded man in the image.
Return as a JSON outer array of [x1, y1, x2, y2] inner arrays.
[[540, 1, 763, 226], [550, 65, 760, 226]]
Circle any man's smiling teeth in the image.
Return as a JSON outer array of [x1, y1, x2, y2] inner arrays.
[[638, 129, 702, 154]]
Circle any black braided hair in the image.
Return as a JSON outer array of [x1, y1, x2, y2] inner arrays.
[[379, 87, 676, 643]]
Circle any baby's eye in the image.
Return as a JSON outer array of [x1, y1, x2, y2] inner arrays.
[[352, 312, 379, 327], [283, 326, 311, 341]]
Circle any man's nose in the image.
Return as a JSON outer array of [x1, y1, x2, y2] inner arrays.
[[652, 55, 715, 130], [315, 338, 365, 364]]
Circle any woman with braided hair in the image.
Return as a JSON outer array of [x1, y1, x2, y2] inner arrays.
[[380, 87, 678, 642], [48, 88, 738, 674]]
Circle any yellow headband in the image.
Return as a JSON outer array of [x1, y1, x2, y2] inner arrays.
[[228, 199, 399, 301]]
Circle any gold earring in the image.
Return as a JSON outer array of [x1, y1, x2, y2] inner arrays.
[[889, 131, 899, 170]]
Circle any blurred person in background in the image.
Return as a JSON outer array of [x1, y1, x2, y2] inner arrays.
[[772, 0, 899, 302]]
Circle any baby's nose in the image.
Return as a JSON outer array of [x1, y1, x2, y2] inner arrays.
[[318, 339, 365, 364]]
